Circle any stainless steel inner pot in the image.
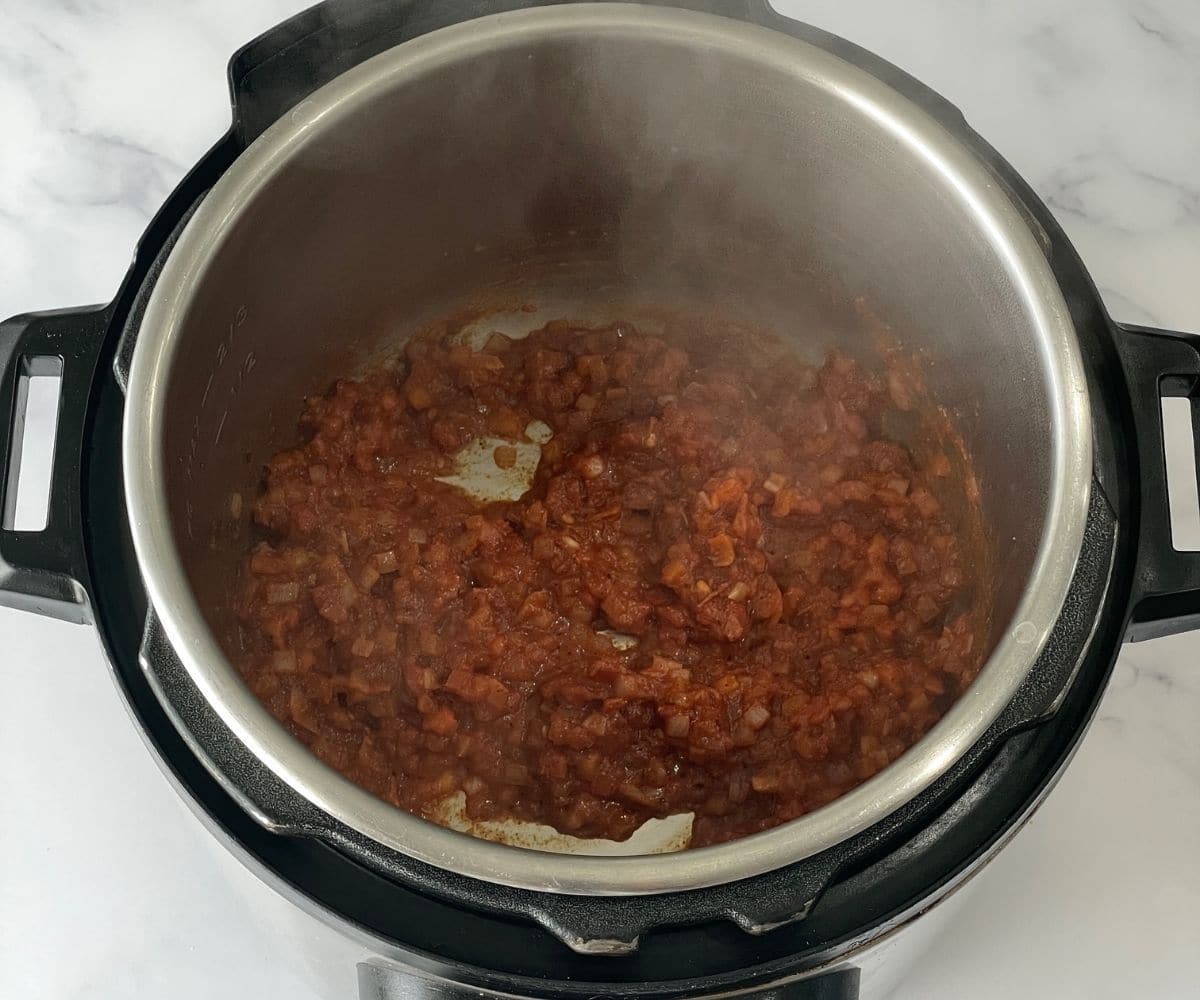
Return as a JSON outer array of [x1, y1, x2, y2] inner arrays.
[[123, 4, 1092, 894]]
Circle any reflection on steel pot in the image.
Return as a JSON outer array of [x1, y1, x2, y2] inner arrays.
[[2, 1, 1199, 998]]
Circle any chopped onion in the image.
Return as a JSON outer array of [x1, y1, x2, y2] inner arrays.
[[744, 704, 771, 730], [271, 650, 297, 673], [664, 714, 690, 738], [266, 582, 299, 605], [751, 772, 779, 793], [579, 454, 605, 479], [373, 550, 400, 573]]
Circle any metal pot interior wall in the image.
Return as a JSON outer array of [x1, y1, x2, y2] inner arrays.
[[155, 15, 1069, 657]]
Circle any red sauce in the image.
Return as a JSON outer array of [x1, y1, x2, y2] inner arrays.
[[235, 320, 984, 847]]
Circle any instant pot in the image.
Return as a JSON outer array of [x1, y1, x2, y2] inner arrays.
[[3, 2, 1199, 996]]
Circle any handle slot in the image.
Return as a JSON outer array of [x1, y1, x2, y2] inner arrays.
[[3, 359, 64, 532], [1160, 396, 1200, 551]]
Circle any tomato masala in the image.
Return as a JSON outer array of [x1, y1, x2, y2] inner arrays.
[[234, 320, 984, 847]]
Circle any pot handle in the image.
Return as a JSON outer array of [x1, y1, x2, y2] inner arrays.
[[0, 305, 110, 623], [1114, 323, 1200, 641]]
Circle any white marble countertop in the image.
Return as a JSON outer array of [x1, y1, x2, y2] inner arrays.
[[1, 1, 1198, 997]]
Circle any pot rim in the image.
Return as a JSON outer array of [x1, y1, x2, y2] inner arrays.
[[123, 3, 1093, 895]]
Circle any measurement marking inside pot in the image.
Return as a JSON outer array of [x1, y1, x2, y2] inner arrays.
[[1012, 621, 1038, 644]]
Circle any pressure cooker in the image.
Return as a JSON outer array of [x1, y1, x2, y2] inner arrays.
[[2, 2, 1198, 997]]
